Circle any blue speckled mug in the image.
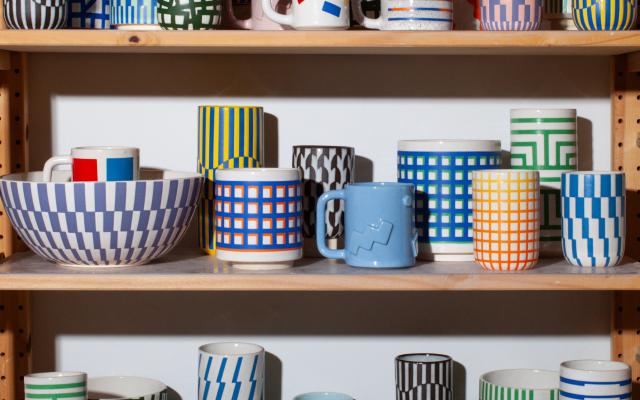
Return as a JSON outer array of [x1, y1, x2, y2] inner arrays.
[[316, 182, 418, 268]]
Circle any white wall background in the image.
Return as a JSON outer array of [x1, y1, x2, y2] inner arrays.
[[27, 53, 613, 400]]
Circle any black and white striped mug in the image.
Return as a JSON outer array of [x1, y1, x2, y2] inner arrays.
[[395, 353, 453, 400], [3, 0, 68, 28]]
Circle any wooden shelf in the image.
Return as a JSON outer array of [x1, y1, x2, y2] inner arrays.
[[0, 249, 639, 290], [0, 30, 640, 55]]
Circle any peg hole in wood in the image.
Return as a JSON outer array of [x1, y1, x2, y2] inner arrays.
[[619, 142, 623, 147], [14, 92, 19, 98], [15, 116, 20, 122], [618, 166, 624, 171], [618, 118, 624, 124], [15, 139, 20, 145], [16, 163, 21, 169], [618, 306, 624, 312], [618, 353, 623, 358], [18, 305, 23, 311]]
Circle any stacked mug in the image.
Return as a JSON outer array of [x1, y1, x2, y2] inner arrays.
[[510, 108, 577, 257], [198, 342, 265, 400], [197, 105, 265, 255], [395, 353, 453, 400]]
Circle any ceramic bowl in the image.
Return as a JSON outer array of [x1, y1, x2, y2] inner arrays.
[[480, 369, 559, 400], [88, 376, 167, 400], [25, 372, 87, 400], [0, 169, 202, 267], [4, 0, 68, 28], [294, 393, 354, 400], [560, 360, 631, 399]]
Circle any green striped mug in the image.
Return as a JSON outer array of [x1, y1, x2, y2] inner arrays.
[[480, 369, 559, 400], [25, 371, 87, 400]]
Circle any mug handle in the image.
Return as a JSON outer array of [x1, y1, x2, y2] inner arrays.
[[316, 189, 347, 260], [350, 0, 381, 29], [42, 155, 72, 182], [261, 0, 293, 26], [223, 0, 253, 29]]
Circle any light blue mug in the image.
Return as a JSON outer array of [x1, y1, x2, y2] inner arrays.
[[294, 393, 355, 400], [315, 182, 418, 268]]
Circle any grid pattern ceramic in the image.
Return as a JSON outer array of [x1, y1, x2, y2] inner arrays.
[[110, 0, 158, 25], [572, 0, 636, 30], [398, 151, 501, 246], [198, 352, 265, 400], [561, 172, 625, 267], [480, 0, 542, 30], [68, 0, 109, 27], [215, 180, 303, 251], [157, 0, 221, 29], [472, 170, 540, 271]]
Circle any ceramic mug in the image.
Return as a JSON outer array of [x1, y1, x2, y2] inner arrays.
[[480, 369, 559, 400], [572, 0, 636, 30], [352, 0, 453, 30], [293, 145, 355, 257], [88, 376, 167, 399], [396, 353, 453, 400], [224, 0, 290, 29], [510, 108, 577, 257], [480, 0, 542, 30], [198, 342, 265, 400], [294, 393, 354, 400], [543, 0, 576, 29], [398, 139, 501, 261], [67, 0, 109, 28], [560, 360, 631, 400], [25, 372, 87, 400], [158, 0, 222, 29], [316, 182, 418, 268], [4, 0, 67, 28], [110, 0, 160, 29], [214, 168, 303, 269], [472, 169, 540, 271], [261, 0, 349, 29], [561, 171, 625, 267], [43, 146, 140, 182]]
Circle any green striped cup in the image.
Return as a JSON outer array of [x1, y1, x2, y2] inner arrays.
[[25, 371, 87, 400], [480, 369, 559, 400]]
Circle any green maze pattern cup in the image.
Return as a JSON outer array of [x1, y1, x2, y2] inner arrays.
[[25, 372, 87, 400], [510, 108, 577, 256]]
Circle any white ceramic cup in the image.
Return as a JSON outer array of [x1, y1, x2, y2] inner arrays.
[[261, 0, 349, 29], [25, 372, 88, 400], [224, 0, 291, 29], [214, 168, 303, 270], [88, 376, 167, 399], [560, 360, 631, 400], [480, 369, 559, 400], [43, 146, 140, 182], [294, 393, 355, 400], [352, 0, 453, 30]]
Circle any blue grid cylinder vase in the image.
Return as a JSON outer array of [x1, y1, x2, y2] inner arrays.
[[397, 139, 502, 261]]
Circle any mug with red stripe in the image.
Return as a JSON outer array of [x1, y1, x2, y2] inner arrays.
[[42, 146, 140, 182], [352, 0, 453, 30]]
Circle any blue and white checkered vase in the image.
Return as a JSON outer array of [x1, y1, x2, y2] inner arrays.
[[68, 0, 110, 28], [0, 171, 202, 266], [561, 171, 625, 267]]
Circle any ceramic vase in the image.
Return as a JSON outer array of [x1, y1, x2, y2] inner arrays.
[[560, 360, 631, 400], [395, 353, 453, 400], [561, 171, 625, 267], [472, 169, 540, 271], [480, 0, 542, 30], [4, 0, 67, 28], [67, 0, 109, 27], [572, 0, 637, 30], [480, 369, 559, 400], [398, 140, 501, 261], [510, 108, 577, 257], [110, 0, 160, 29], [158, 0, 222, 29]]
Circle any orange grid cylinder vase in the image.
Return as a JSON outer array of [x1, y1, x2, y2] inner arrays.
[[472, 169, 540, 271]]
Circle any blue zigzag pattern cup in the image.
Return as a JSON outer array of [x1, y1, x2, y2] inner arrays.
[[198, 342, 265, 400], [561, 171, 625, 267]]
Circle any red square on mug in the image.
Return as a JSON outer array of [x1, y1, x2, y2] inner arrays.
[[72, 158, 98, 182]]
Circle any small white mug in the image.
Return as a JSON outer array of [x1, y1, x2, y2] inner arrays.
[[261, 0, 349, 29], [25, 372, 87, 400], [352, 0, 453, 30], [43, 146, 140, 182]]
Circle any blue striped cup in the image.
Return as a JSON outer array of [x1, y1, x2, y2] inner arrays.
[[560, 360, 631, 400]]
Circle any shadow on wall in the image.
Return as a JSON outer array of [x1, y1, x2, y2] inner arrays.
[[577, 117, 593, 171]]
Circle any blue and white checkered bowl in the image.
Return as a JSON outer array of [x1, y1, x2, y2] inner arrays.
[[0, 169, 202, 267]]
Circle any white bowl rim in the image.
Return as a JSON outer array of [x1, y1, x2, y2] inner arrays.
[[88, 376, 166, 399], [560, 360, 631, 372], [293, 392, 354, 399], [1, 169, 201, 183], [480, 369, 559, 391], [199, 342, 264, 356], [26, 371, 86, 379]]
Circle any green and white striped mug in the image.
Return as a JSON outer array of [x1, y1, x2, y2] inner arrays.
[[480, 369, 559, 400], [25, 372, 87, 400]]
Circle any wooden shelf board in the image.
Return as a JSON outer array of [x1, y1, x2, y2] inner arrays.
[[0, 249, 639, 290], [0, 30, 639, 55]]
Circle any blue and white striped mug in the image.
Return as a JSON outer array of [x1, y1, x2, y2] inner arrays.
[[561, 171, 625, 267], [560, 360, 631, 400], [110, 0, 159, 28]]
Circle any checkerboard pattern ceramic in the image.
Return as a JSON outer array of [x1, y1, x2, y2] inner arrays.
[[561, 172, 625, 267], [68, 0, 110, 28], [157, 0, 221, 29], [398, 150, 501, 250], [215, 180, 303, 251], [472, 170, 540, 271], [480, 0, 542, 30]]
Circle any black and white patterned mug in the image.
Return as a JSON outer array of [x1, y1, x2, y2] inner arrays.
[[395, 353, 453, 400], [292, 145, 354, 253]]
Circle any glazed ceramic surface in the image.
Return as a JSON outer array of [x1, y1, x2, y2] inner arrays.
[[261, 0, 349, 29], [25, 372, 87, 400], [543, 0, 576, 28], [197, 105, 264, 255], [223, 0, 290, 29], [67, 0, 109, 27], [43, 146, 140, 182], [396, 384, 451, 400], [472, 169, 540, 271], [293, 393, 354, 400], [198, 342, 265, 400], [214, 168, 303, 270], [561, 172, 625, 267], [572, 0, 636, 29], [4, 0, 67, 28], [510, 108, 577, 257], [560, 360, 631, 400], [480, 0, 541, 30], [398, 140, 501, 261], [395, 353, 453, 400], [480, 369, 559, 400], [158, 0, 221, 29], [110, 0, 160, 28], [88, 376, 167, 400], [316, 182, 418, 268], [0, 169, 202, 267], [352, 0, 453, 30]]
